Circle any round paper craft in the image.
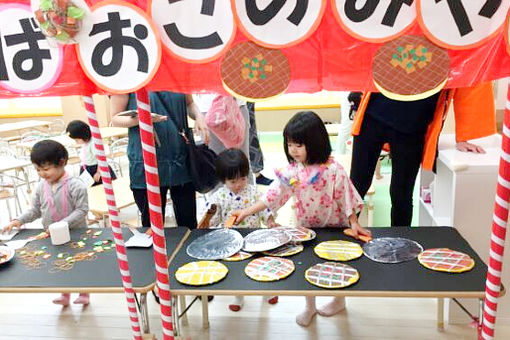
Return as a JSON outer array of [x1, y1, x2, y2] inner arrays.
[[221, 41, 290, 102], [363, 237, 423, 263], [273, 226, 316, 242], [305, 262, 360, 289], [263, 243, 304, 257], [186, 228, 243, 260], [418, 248, 475, 273], [245, 256, 295, 282], [175, 261, 228, 286], [372, 35, 450, 101], [223, 251, 253, 262], [243, 228, 292, 252], [0, 246, 15, 265], [314, 240, 363, 261]]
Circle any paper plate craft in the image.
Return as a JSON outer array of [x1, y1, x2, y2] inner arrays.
[[186, 228, 243, 260], [242, 228, 292, 252], [263, 242, 304, 257], [372, 35, 450, 101], [273, 226, 316, 242], [244, 256, 295, 282], [418, 248, 475, 273], [314, 240, 363, 261], [175, 261, 228, 286], [221, 41, 290, 101], [223, 251, 253, 262], [363, 237, 423, 263], [0, 246, 15, 265], [305, 262, 360, 289], [343, 228, 372, 243]]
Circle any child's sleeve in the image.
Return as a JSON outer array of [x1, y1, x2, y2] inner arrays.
[[261, 178, 292, 213], [254, 188, 275, 224], [334, 165, 364, 217], [16, 182, 43, 224], [62, 180, 89, 227]]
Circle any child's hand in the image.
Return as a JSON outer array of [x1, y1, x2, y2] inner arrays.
[[349, 221, 372, 239], [93, 172, 101, 182], [3, 220, 21, 234], [266, 216, 280, 228], [231, 209, 248, 225]]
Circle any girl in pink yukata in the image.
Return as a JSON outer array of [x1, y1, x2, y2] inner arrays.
[[233, 111, 371, 327]]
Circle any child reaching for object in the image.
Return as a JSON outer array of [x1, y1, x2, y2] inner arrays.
[[233, 111, 371, 327], [198, 148, 278, 311], [2, 140, 90, 306]]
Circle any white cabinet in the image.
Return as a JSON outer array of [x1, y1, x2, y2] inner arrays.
[[419, 134, 510, 327]]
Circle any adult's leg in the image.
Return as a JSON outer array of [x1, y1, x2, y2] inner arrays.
[[247, 102, 264, 174], [132, 188, 150, 228], [350, 116, 385, 198], [170, 182, 197, 229], [388, 134, 426, 226]]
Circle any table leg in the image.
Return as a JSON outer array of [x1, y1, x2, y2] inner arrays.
[[139, 293, 150, 334], [201, 295, 209, 329], [179, 295, 189, 326], [172, 295, 180, 336], [437, 298, 444, 331]]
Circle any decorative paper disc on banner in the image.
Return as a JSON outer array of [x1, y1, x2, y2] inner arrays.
[[363, 237, 423, 263], [418, 248, 475, 273], [372, 35, 450, 101], [0, 246, 15, 265], [245, 256, 295, 282], [223, 250, 253, 262], [273, 226, 316, 242], [418, 0, 510, 50], [221, 41, 290, 102], [175, 260, 228, 286], [305, 262, 359, 289], [331, 0, 416, 43], [242, 228, 292, 252], [150, 0, 235, 63], [0, 4, 63, 94], [263, 242, 304, 257], [186, 228, 243, 260], [232, 0, 327, 48], [76, 0, 162, 94], [314, 240, 363, 261]]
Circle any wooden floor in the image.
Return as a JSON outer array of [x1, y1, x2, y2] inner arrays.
[[1, 293, 509, 339]]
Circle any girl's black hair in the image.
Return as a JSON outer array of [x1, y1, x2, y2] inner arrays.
[[66, 120, 91, 141], [216, 148, 250, 182], [283, 111, 331, 165], [31, 140, 68, 167]]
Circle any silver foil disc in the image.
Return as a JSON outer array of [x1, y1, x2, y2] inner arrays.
[[243, 229, 292, 252], [187, 229, 243, 260], [363, 237, 423, 263]]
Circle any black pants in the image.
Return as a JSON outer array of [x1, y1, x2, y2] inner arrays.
[[350, 115, 426, 226], [131, 182, 197, 229], [80, 165, 117, 186]]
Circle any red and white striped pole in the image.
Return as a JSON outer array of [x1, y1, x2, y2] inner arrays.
[[135, 88, 174, 339], [479, 82, 510, 339], [82, 96, 142, 340]]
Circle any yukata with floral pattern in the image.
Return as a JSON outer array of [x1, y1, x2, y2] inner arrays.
[[206, 185, 273, 228], [262, 157, 363, 228]]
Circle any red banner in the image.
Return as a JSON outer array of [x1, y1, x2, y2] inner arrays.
[[0, 0, 509, 98]]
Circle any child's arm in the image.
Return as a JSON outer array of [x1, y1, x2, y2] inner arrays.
[[232, 200, 267, 224], [62, 180, 89, 227], [14, 183, 43, 227], [2, 220, 22, 233]]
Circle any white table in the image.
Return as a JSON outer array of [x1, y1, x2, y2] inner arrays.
[[0, 120, 51, 135], [15, 134, 78, 151], [88, 177, 135, 226], [99, 127, 128, 140]]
